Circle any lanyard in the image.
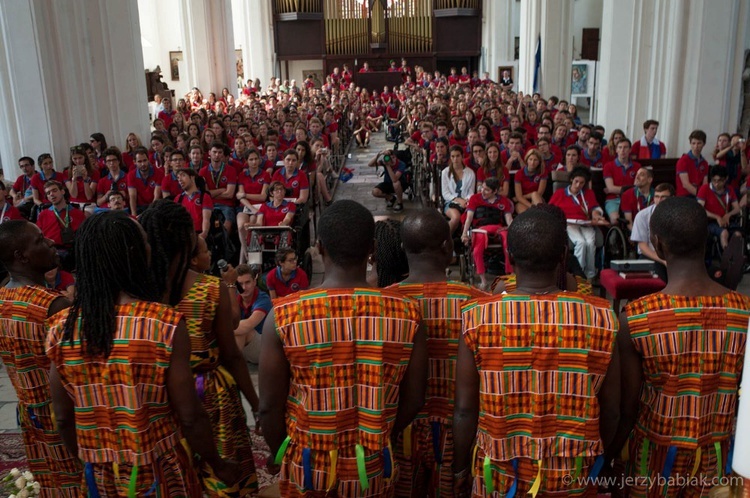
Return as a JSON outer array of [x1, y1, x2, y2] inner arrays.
[[567, 187, 589, 215], [52, 206, 70, 228], [711, 185, 730, 212], [635, 189, 652, 212], [211, 163, 225, 187], [0, 203, 8, 223]]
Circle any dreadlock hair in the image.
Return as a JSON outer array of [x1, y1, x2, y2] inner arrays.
[[139, 199, 196, 306], [374, 219, 409, 287], [62, 211, 158, 357]]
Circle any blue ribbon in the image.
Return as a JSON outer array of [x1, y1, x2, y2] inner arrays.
[[144, 479, 159, 496], [85, 462, 101, 498], [726, 438, 734, 476], [662, 446, 678, 479], [27, 407, 42, 429], [383, 446, 392, 478], [589, 455, 605, 480], [506, 458, 519, 498], [431, 421, 443, 464], [302, 448, 312, 490]]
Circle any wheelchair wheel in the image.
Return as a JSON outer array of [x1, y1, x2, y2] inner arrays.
[[603, 225, 628, 267]]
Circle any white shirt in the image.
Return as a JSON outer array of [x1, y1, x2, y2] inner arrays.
[[630, 203, 656, 254], [441, 167, 476, 204]]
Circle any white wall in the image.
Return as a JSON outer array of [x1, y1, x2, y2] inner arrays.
[[138, 0, 191, 101], [572, 0, 603, 60], [287, 60, 324, 87]]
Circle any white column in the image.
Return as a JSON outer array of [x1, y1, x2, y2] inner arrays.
[[518, 0, 573, 97], [596, 0, 748, 153], [235, 0, 276, 89], [0, 0, 149, 182], [481, 0, 514, 80], [179, 0, 235, 96]]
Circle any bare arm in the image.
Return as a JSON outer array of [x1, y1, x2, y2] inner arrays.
[[219, 183, 236, 200], [128, 188, 138, 217], [678, 173, 697, 196], [49, 363, 78, 455], [215, 283, 259, 413], [608, 313, 643, 460], [637, 242, 666, 265], [452, 334, 480, 473], [391, 326, 428, 438], [259, 310, 291, 456], [598, 340, 621, 455], [604, 177, 622, 195], [296, 188, 309, 205]]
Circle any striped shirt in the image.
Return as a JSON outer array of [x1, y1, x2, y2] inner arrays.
[[274, 288, 421, 452], [626, 292, 750, 448], [462, 292, 617, 461], [46, 301, 184, 466]]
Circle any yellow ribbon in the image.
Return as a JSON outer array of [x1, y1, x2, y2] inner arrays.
[[327, 449, 338, 491], [471, 444, 479, 477], [527, 459, 543, 497], [690, 447, 702, 477], [403, 424, 412, 458]]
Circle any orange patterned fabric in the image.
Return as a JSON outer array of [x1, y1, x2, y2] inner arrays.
[[274, 288, 421, 497], [177, 273, 257, 496], [46, 301, 202, 496], [624, 292, 750, 497], [388, 281, 486, 497], [462, 292, 617, 494], [491, 273, 593, 295], [0, 285, 82, 497]]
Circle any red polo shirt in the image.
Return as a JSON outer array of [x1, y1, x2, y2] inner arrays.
[[199, 163, 237, 207], [258, 200, 295, 226], [515, 167, 548, 196], [127, 167, 164, 207], [36, 205, 85, 246], [465, 193, 514, 227], [178, 190, 214, 232], [271, 169, 309, 198], [237, 169, 272, 196], [96, 171, 129, 200], [161, 171, 183, 199], [549, 187, 601, 221], [265, 266, 309, 298], [675, 153, 709, 197], [620, 187, 653, 216], [31, 170, 67, 195], [602, 159, 642, 199], [697, 184, 737, 218], [0, 203, 23, 223]]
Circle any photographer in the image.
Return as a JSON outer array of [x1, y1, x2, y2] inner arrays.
[[370, 149, 407, 212]]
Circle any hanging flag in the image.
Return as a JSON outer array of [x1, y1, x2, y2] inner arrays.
[[533, 35, 541, 93]]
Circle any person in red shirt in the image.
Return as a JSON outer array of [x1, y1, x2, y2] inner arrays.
[[271, 150, 309, 204], [44, 265, 75, 301], [697, 165, 742, 250], [675, 129, 709, 197], [10, 156, 36, 217], [0, 180, 23, 224], [277, 120, 298, 154], [514, 149, 548, 215], [358, 61, 372, 73], [36, 181, 85, 270], [236, 150, 272, 262], [631, 119, 666, 160], [30, 153, 66, 208], [96, 147, 129, 208], [256, 181, 296, 227], [176, 168, 213, 238], [500, 132, 526, 172], [148, 134, 168, 170], [265, 247, 309, 299], [387, 60, 399, 72], [157, 97, 176, 127], [549, 167, 609, 279], [199, 141, 237, 234], [65, 146, 99, 214], [579, 133, 604, 169], [620, 167, 654, 231], [460, 177, 514, 289], [160, 149, 188, 200], [447, 67, 460, 85], [127, 147, 164, 216], [602, 138, 642, 224], [476, 142, 510, 197]]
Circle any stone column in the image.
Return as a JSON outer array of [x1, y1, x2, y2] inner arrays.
[[0, 0, 149, 181], [596, 0, 749, 153], [235, 0, 276, 89], [179, 0, 235, 96], [518, 0, 573, 97]]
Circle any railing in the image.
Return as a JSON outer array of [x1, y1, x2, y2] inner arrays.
[[434, 0, 479, 9], [274, 0, 323, 14]]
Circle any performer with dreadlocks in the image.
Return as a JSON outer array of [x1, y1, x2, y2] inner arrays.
[[389, 209, 486, 497], [454, 209, 620, 497], [140, 199, 258, 496], [46, 211, 237, 496], [371, 218, 409, 287], [260, 200, 427, 497], [0, 220, 82, 496]]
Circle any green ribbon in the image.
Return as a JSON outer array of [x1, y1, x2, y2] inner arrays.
[[127, 465, 138, 498], [483, 455, 494, 494], [715, 441, 722, 479], [639, 438, 650, 476], [355, 443, 369, 490], [275, 435, 292, 465]]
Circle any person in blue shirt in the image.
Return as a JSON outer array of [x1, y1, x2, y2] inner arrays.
[[370, 149, 407, 212], [231, 264, 272, 364]]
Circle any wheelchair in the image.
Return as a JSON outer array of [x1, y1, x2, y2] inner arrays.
[[458, 206, 509, 287]]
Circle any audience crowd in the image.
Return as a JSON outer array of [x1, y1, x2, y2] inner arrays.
[[0, 64, 749, 498]]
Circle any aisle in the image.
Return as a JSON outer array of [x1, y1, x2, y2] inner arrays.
[[332, 128, 419, 219]]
